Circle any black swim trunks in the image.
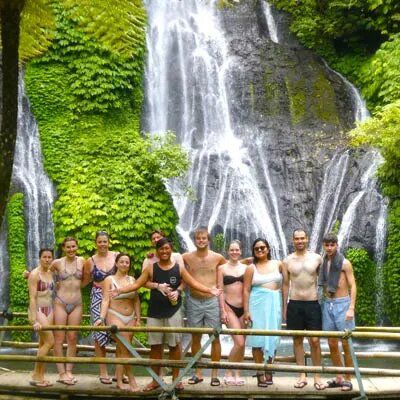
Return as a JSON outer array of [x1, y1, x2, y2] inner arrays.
[[286, 300, 322, 331]]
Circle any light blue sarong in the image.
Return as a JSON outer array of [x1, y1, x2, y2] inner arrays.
[[246, 286, 282, 359]]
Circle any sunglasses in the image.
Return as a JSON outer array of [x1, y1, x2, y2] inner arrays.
[[254, 245, 267, 252]]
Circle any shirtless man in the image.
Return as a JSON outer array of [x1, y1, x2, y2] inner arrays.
[[283, 229, 325, 390], [183, 227, 226, 386], [320, 233, 356, 392]]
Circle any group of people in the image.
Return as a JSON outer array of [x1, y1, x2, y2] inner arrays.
[[26, 227, 356, 393]]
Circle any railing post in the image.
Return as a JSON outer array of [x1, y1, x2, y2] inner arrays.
[[345, 331, 367, 400]]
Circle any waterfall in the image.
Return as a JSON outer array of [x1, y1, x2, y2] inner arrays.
[[13, 78, 56, 267], [261, 1, 279, 43], [144, 0, 286, 257], [0, 77, 56, 285], [337, 152, 382, 248]]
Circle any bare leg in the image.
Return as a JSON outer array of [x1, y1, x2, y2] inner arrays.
[[191, 333, 203, 379], [225, 309, 245, 381], [95, 341, 109, 380], [210, 336, 221, 380], [293, 336, 307, 385], [65, 304, 82, 382], [308, 336, 323, 385], [145, 344, 163, 389], [32, 311, 54, 383], [342, 339, 353, 382], [53, 302, 69, 381], [169, 343, 182, 382]]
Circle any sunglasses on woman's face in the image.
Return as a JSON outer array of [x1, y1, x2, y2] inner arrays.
[[254, 246, 267, 252]]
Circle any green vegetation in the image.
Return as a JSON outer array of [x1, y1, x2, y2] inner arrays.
[[350, 102, 400, 324], [270, 0, 400, 324], [346, 248, 377, 326], [24, 1, 188, 319], [6, 193, 30, 341]]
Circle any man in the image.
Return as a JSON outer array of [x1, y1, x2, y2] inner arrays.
[[142, 230, 185, 271], [183, 227, 226, 386], [283, 229, 325, 390], [320, 233, 356, 392]]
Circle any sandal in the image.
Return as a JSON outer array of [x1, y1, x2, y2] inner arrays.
[[294, 380, 307, 389], [341, 381, 353, 391], [265, 373, 273, 385], [188, 375, 203, 385], [326, 378, 343, 388], [143, 381, 161, 392], [210, 377, 221, 386], [56, 378, 75, 386], [256, 373, 268, 388]]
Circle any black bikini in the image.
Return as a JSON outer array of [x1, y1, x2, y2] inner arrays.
[[223, 274, 244, 318]]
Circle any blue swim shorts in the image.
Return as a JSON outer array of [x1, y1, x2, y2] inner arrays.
[[322, 296, 355, 331]]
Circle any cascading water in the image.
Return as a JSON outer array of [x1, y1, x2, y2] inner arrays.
[[0, 77, 56, 304], [144, 0, 286, 257], [261, 1, 279, 43], [13, 79, 56, 267]]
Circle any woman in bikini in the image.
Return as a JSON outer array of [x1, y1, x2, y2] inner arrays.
[[243, 238, 287, 387], [82, 231, 118, 384], [28, 248, 55, 387], [52, 237, 84, 385], [217, 240, 247, 386], [95, 253, 141, 392]]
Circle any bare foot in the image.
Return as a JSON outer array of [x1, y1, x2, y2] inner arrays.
[[116, 383, 130, 391], [129, 384, 140, 392]]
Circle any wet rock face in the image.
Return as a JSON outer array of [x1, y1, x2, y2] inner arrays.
[[216, 1, 383, 255]]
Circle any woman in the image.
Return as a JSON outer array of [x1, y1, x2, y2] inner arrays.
[[82, 231, 118, 384], [95, 253, 141, 392], [243, 238, 287, 387], [217, 240, 247, 386], [111, 237, 221, 392], [52, 237, 84, 385], [28, 248, 55, 387]]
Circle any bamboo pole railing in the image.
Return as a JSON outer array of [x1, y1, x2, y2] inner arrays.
[[1, 325, 400, 341], [3, 340, 400, 361], [5, 312, 400, 333], [0, 354, 398, 377]]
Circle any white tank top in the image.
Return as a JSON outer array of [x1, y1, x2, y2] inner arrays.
[[252, 265, 282, 287]]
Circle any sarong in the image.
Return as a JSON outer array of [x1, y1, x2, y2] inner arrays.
[[90, 285, 110, 347], [246, 286, 282, 359]]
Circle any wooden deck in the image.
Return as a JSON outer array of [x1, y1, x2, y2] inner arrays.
[[0, 372, 400, 399]]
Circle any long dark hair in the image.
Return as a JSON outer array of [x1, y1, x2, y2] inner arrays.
[[251, 238, 271, 261]]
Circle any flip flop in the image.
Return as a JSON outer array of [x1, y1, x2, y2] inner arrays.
[[223, 377, 236, 386], [326, 378, 343, 388], [294, 380, 307, 389], [99, 376, 112, 384], [188, 375, 203, 385], [29, 381, 52, 388], [56, 378, 75, 386], [112, 376, 129, 384], [314, 382, 326, 391], [341, 381, 353, 391], [235, 378, 245, 386], [210, 377, 221, 386]]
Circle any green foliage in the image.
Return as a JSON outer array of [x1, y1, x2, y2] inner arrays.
[[350, 102, 400, 324], [6, 193, 30, 341], [358, 34, 400, 110], [19, 0, 56, 62], [213, 233, 226, 255], [24, 0, 189, 315], [345, 248, 377, 326]]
